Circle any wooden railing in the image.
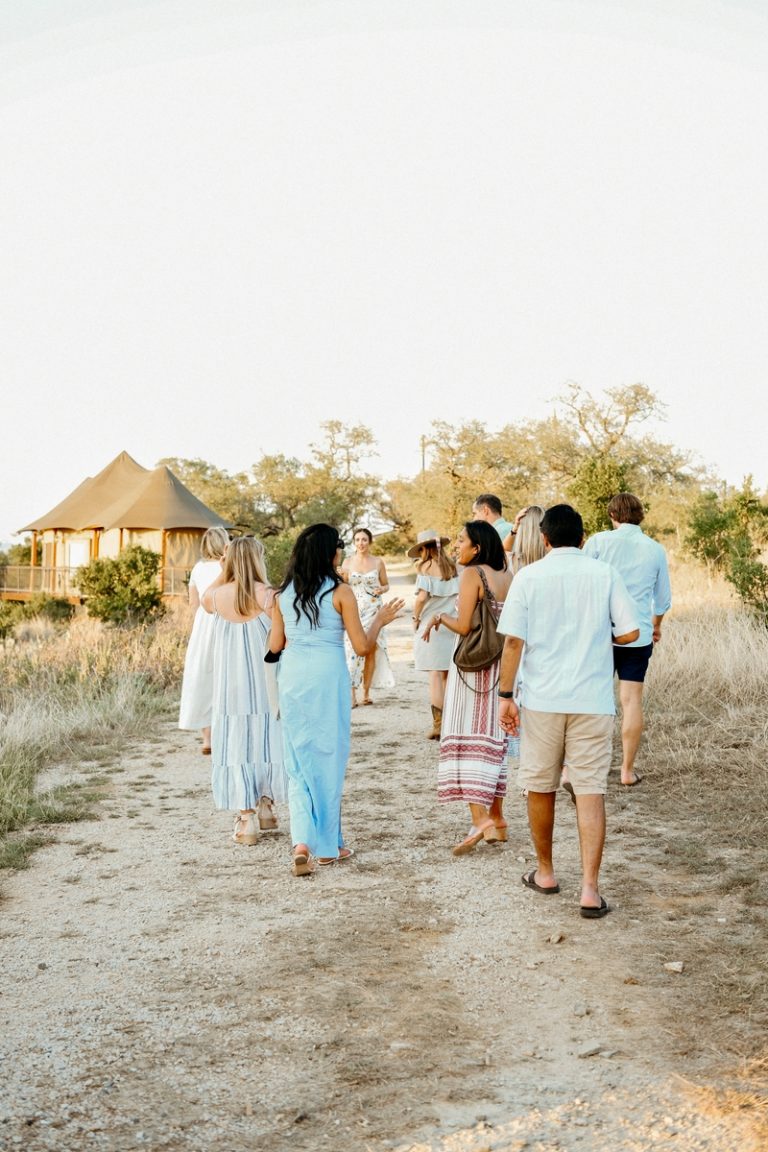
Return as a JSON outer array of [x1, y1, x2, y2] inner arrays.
[[0, 566, 190, 601]]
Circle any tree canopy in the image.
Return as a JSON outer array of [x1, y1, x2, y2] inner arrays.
[[158, 387, 716, 578]]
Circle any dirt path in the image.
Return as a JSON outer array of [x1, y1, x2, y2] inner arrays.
[[0, 569, 764, 1151]]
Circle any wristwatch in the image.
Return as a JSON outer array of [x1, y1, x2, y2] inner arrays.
[[497, 690, 515, 699]]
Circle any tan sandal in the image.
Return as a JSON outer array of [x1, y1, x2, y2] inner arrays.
[[232, 813, 258, 846], [452, 820, 495, 857], [316, 847, 355, 866], [257, 796, 278, 830], [484, 822, 508, 844], [291, 845, 314, 877]]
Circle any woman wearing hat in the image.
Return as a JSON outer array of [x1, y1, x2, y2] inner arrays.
[[408, 530, 459, 738]]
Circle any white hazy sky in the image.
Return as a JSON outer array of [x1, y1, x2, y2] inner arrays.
[[2, 0, 767, 541]]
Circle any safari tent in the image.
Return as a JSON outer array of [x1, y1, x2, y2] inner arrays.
[[5, 452, 228, 601]]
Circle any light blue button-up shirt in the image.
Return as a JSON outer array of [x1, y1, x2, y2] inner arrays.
[[497, 548, 639, 715], [492, 516, 514, 540], [583, 523, 671, 647]]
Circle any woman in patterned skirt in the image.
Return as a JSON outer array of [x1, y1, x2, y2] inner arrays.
[[421, 520, 511, 856]]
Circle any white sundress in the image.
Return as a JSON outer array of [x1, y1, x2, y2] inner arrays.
[[344, 569, 395, 690], [178, 558, 224, 730]]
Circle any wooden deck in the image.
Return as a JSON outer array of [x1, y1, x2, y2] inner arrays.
[[0, 566, 189, 603]]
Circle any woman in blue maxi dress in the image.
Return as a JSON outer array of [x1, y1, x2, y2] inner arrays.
[[268, 524, 403, 876]]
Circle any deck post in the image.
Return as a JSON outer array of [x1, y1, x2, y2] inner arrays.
[[29, 531, 38, 591], [160, 530, 167, 593]]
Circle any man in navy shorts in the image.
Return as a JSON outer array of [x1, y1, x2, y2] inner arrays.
[[583, 493, 671, 787]]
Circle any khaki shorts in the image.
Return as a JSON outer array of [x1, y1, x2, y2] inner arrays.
[[519, 708, 614, 795]]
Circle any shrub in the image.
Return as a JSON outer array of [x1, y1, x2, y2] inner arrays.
[[0, 602, 23, 642], [24, 594, 76, 623], [76, 546, 165, 625], [568, 454, 631, 537], [262, 530, 300, 588], [686, 480, 768, 621]]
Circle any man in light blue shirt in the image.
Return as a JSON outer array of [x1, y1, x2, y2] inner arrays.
[[583, 492, 672, 788], [472, 493, 514, 544], [497, 504, 639, 919]]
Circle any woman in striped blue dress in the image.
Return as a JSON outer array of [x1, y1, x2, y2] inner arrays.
[[202, 537, 286, 846]]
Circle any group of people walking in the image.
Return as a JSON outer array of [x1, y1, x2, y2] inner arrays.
[[179, 488, 671, 914], [412, 491, 670, 919]]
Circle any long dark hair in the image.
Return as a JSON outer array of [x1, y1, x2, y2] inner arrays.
[[464, 520, 506, 571], [280, 523, 342, 627]]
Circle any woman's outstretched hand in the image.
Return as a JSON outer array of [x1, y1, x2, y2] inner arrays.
[[378, 597, 405, 626]]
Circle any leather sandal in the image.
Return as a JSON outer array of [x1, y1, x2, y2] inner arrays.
[[257, 796, 278, 830], [484, 821, 508, 843], [232, 814, 258, 846], [291, 845, 314, 877], [452, 820, 495, 856]]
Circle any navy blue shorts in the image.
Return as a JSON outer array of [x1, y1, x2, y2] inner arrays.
[[613, 643, 653, 683]]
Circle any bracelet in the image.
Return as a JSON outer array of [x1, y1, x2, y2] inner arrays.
[[498, 690, 515, 699]]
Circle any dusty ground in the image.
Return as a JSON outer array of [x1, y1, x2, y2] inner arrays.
[[1, 566, 766, 1151]]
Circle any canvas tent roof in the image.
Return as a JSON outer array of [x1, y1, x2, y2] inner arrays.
[[102, 466, 225, 530], [21, 452, 227, 532], [22, 451, 149, 532]]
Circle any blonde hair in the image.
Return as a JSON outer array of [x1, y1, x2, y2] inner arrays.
[[222, 537, 269, 617], [511, 506, 546, 575], [416, 543, 456, 581], [200, 526, 230, 560]]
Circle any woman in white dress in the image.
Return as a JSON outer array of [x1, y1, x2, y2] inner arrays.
[[178, 526, 229, 754], [408, 530, 459, 739], [341, 528, 395, 706], [202, 537, 286, 846]]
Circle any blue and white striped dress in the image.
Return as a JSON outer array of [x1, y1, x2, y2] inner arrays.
[[210, 610, 286, 810]]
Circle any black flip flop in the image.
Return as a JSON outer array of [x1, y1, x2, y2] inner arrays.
[[621, 775, 643, 788], [580, 897, 610, 919], [521, 869, 560, 895]]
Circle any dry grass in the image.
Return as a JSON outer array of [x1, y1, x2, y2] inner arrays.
[[0, 608, 189, 866], [639, 564, 768, 1082]]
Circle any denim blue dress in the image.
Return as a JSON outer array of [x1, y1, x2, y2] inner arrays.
[[278, 579, 352, 857]]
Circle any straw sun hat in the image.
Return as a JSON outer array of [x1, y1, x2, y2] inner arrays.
[[407, 529, 451, 559]]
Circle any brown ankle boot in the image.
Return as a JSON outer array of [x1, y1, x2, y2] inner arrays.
[[428, 705, 443, 740]]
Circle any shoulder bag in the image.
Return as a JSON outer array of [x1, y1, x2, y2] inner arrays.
[[452, 567, 504, 674]]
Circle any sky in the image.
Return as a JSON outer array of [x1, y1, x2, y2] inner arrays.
[[2, 0, 767, 542]]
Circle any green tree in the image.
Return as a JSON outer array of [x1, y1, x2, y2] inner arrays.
[[76, 546, 164, 625], [157, 458, 255, 530], [569, 455, 631, 537], [686, 479, 768, 619], [303, 421, 386, 533], [0, 537, 42, 566], [253, 421, 387, 539], [390, 385, 700, 544], [250, 454, 309, 535]]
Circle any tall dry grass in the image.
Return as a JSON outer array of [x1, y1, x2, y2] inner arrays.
[[0, 607, 189, 866], [640, 560, 768, 1074]]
